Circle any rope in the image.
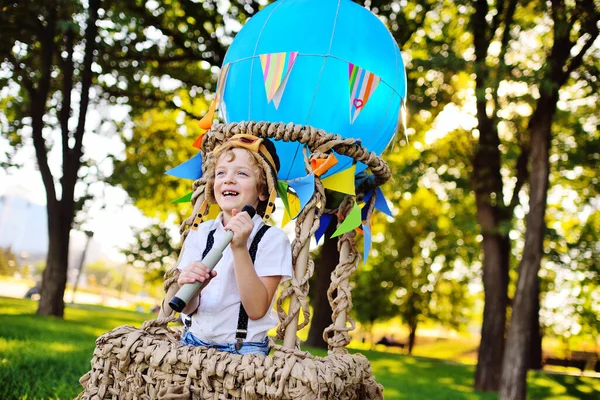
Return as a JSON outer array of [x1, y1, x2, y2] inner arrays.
[[323, 195, 360, 354]]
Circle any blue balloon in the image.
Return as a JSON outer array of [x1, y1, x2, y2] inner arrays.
[[220, 0, 406, 181]]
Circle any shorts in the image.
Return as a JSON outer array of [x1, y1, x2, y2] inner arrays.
[[180, 330, 270, 356]]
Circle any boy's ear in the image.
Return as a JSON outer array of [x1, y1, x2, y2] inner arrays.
[[258, 191, 268, 202]]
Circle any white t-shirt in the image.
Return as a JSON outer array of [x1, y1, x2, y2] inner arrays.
[[177, 213, 293, 343]]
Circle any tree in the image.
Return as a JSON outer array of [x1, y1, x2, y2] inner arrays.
[[1, 0, 102, 316], [500, 2, 599, 397]]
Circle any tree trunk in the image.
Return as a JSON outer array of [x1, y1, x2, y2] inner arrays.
[[499, 112, 551, 400], [407, 318, 417, 355], [499, 0, 599, 396], [305, 216, 338, 348], [474, 233, 510, 391], [528, 277, 543, 370], [38, 203, 74, 316]]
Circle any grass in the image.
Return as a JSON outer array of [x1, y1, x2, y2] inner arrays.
[[1, 297, 598, 399]]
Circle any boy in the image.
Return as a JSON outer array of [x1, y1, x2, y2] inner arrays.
[[176, 134, 292, 355]]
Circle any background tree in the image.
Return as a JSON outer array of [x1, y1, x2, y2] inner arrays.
[[1, 0, 102, 316], [500, 1, 599, 398]]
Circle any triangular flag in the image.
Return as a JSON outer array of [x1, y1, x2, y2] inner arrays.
[[165, 152, 203, 180], [260, 52, 298, 109], [322, 164, 356, 195], [192, 130, 207, 149], [277, 180, 291, 216], [206, 204, 221, 221], [363, 222, 372, 264], [361, 202, 369, 222], [349, 63, 381, 124], [331, 201, 361, 238], [198, 98, 217, 130], [282, 193, 301, 227], [171, 191, 193, 204], [315, 213, 333, 244], [311, 153, 338, 177], [375, 187, 393, 217], [287, 174, 314, 215]]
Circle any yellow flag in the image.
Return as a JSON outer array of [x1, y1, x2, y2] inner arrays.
[[282, 193, 301, 227], [321, 164, 356, 195]]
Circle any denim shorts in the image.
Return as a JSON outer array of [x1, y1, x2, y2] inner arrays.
[[181, 331, 270, 356]]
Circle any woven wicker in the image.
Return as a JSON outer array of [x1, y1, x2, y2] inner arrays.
[[78, 122, 390, 399]]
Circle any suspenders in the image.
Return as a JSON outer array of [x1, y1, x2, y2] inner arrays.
[[194, 224, 272, 350]]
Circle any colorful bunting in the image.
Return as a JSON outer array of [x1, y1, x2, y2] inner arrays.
[[192, 130, 207, 149], [198, 99, 217, 130], [171, 191, 193, 204], [349, 63, 381, 124], [375, 187, 393, 217], [206, 204, 221, 221], [331, 201, 361, 238], [165, 152, 203, 180], [282, 193, 301, 227], [260, 52, 298, 109], [277, 180, 291, 216], [315, 213, 333, 244], [311, 153, 338, 177], [287, 174, 315, 215], [321, 164, 356, 195]]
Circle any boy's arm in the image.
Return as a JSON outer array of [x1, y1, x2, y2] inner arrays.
[[231, 247, 280, 320]]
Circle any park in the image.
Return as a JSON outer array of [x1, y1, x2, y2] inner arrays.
[[1, 0, 599, 399]]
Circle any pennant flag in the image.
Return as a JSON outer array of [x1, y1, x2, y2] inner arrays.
[[361, 202, 369, 222], [165, 152, 203, 180], [171, 191, 193, 204], [349, 63, 381, 124], [277, 180, 291, 216], [363, 222, 372, 264], [192, 130, 207, 149], [206, 204, 221, 221], [331, 201, 361, 238], [375, 187, 393, 217], [315, 213, 333, 244], [322, 164, 356, 195], [287, 174, 314, 214], [282, 193, 301, 227], [363, 189, 374, 204], [311, 153, 338, 177], [260, 52, 298, 109], [198, 98, 217, 130]]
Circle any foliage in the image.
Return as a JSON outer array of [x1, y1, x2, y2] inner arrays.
[[0, 247, 19, 277], [121, 222, 179, 285]]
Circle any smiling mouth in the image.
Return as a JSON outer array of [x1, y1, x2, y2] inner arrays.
[[222, 190, 239, 197]]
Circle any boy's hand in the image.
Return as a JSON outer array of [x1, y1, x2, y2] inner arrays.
[[226, 208, 254, 249], [177, 262, 217, 287]]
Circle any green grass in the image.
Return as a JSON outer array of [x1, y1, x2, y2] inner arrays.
[[1, 297, 598, 399]]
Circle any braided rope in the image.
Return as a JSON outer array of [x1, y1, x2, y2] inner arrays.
[[324, 195, 360, 354]]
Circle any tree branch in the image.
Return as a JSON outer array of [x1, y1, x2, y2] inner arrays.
[[491, 0, 518, 116], [69, 0, 100, 189], [508, 144, 529, 214], [59, 26, 75, 174], [31, 7, 57, 206], [563, 0, 600, 82]]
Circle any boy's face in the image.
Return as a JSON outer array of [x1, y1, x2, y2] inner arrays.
[[214, 148, 267, 220]]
